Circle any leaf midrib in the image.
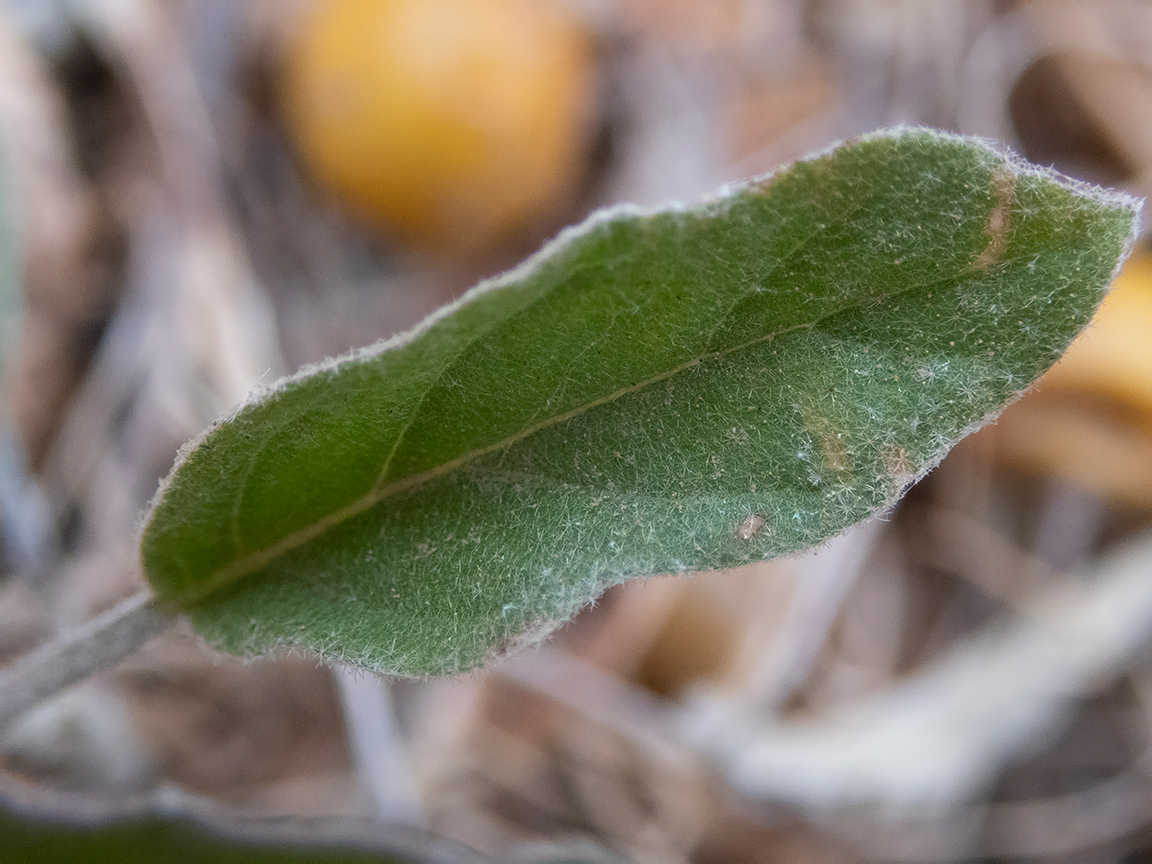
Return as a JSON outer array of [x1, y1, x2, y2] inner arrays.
[[167, 260, 988, 609], [371, 192, 864, 492]]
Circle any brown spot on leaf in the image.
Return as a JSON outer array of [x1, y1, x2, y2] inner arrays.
[[883, 445, 917, 489], [802, 408, 849, 472], [971, 167, 1016, 270], [738, 514, 765, 541], [820, 433, 848, 472], [486, 618, 562, 662]]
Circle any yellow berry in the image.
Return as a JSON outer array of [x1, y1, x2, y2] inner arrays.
[[280, 0, 598, 252]]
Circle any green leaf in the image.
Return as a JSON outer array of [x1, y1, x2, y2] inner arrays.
[[0, 797, 422, 863], [0, 813, 404, 864], [139, 128, 1140, 677]]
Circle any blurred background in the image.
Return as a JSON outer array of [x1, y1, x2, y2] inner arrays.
[[1, 0, 1151, 861]]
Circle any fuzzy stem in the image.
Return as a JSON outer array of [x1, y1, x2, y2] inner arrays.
[[0, 591, 171, 728]]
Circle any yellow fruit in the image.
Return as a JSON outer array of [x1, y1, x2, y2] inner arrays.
[[280, 0, 598, 252]]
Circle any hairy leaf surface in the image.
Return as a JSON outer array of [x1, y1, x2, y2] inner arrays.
[[140, 128, 1140, 676]]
